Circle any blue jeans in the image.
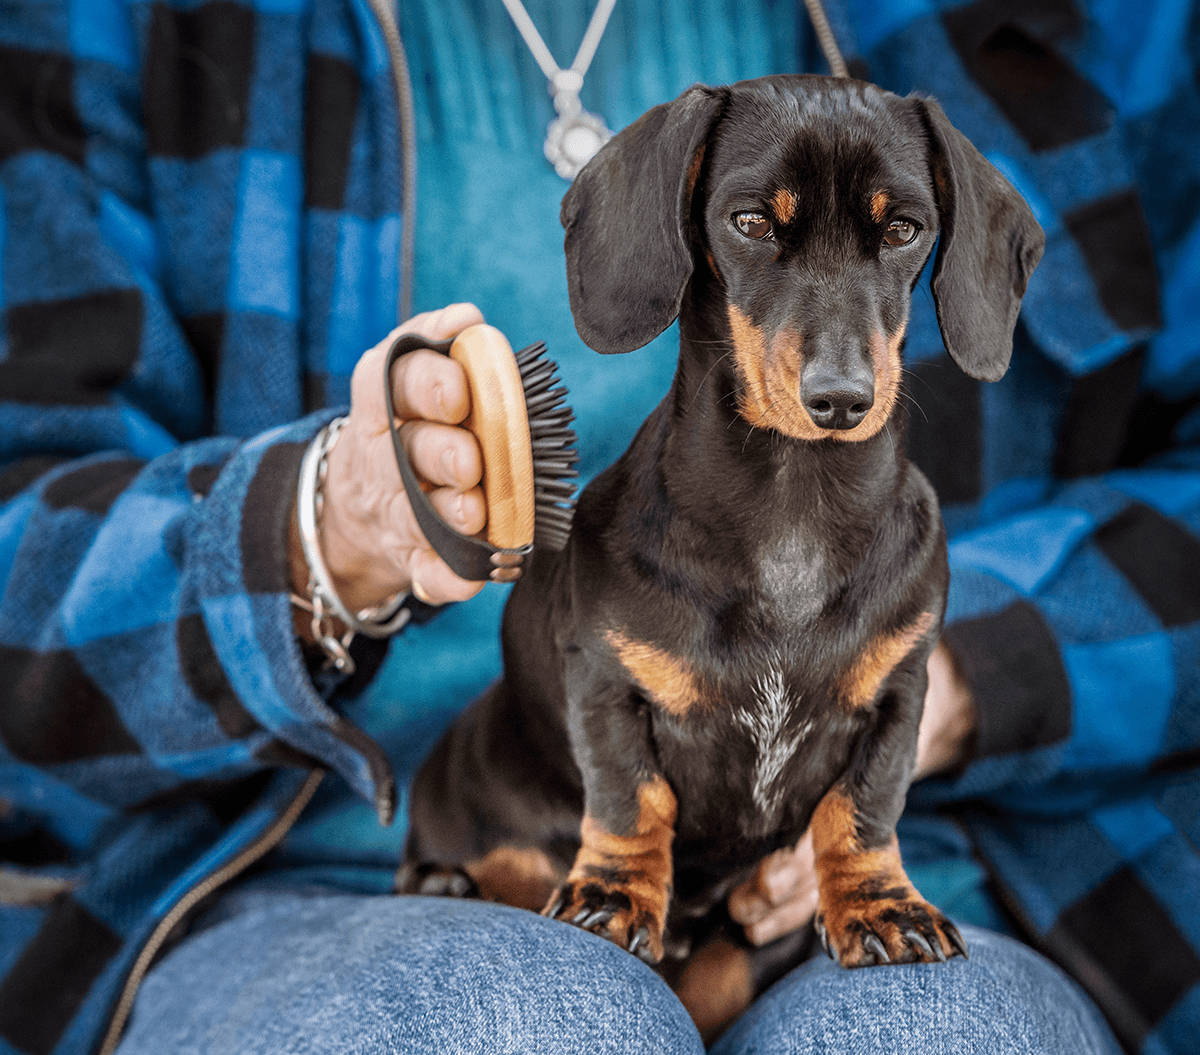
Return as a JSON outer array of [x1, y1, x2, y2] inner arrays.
[[116, 890, 1122, 1054]]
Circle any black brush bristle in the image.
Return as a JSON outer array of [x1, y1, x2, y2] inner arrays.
[[516, 342, 578, 552]]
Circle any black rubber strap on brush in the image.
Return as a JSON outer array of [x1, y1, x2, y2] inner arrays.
[[384, 332, 534, 583]]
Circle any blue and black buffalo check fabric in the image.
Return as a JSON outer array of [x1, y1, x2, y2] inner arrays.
[[0, 0, 1198, 1052], [0, 1, 407, 1051]]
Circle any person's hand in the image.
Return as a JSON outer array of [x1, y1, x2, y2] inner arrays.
[[292, 302, 489, 616], [727, 642, 976, 945], [914, 639, 977, 782], [727, 828, 818, 946]]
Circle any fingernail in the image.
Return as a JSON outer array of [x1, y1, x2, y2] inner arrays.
[[412, 580, 433, 604], [749, 919, 782, 946], [442, 446, 457, 480]]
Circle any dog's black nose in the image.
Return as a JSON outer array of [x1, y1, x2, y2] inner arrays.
[[803, 375, 874, 430]]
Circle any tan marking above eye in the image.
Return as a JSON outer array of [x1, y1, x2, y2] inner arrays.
[[772, 189, 798, 224], [870, 190, 891, 223]]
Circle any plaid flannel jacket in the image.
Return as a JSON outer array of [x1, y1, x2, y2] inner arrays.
[[0, 1, 1198, 1053], [0, 2, 408, 1052]]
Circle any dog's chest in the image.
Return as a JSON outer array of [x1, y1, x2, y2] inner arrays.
[[648, 644, 863, 845], [728, 658, 823, 824]]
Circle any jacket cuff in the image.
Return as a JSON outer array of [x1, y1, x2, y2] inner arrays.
[[942, 599, 1072, 760], [187, 413, 397, 824]]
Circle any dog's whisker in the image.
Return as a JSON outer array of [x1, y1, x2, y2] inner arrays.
[[685, 348, 738, 414]]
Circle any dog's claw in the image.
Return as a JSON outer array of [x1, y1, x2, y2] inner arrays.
[[815, 916, 834, 961], [863, 933, 890, 964], [395, 862, 477, 899], [906, 928, 941, 961], [628, 926, 655, 962], [945, 920, 968, 960], [546, 894, 565, 919], [577, 908, 615, 930]]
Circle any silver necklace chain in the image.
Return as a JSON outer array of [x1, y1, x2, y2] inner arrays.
[[501, 0, 618, 179]]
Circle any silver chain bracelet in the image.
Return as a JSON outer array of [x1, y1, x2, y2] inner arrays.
[[292, 416, 412, 674]]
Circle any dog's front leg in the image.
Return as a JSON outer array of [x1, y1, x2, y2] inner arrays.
[[544, 653, 676, 964], [812, 650, 967, 967]]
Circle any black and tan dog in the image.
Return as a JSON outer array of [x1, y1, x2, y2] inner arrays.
[[398, 75, 1043, 1030]]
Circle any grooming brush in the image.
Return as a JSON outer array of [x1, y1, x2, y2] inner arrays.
[[384, 324, 578, 584]]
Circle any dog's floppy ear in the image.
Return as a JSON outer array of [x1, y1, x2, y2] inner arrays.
[[561, 85, 727, 354], [915, 97, 1045, 382]]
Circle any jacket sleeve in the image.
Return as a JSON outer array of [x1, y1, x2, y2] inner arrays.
[[0, 0, 399, 821], [0, 424, 403, 812], [914, 431, 1200, 806]]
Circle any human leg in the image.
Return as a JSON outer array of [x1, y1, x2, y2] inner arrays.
[[115, 888, 705, 1055], [712, 924, 1121, 1055]]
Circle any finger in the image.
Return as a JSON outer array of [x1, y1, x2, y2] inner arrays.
[[728, 887, 771, 926], [401, 420, 483, 491], [743, 888, 819, 947], [760, 860, 803, 905], [426, 484, 487, 539], [408, 546, 487, 606], [389, 348, 473, 426], [400, 302, 485, 343], [350, 303, 485, 431], [382, 303, 486, 423], [761, 831, 815, 905]]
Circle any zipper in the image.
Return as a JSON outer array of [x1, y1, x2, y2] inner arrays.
[[363, 0, 418, 323], [97, 768, 325, 1055]]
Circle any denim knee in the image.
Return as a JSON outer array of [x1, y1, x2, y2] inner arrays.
[[118, 892, 704, 1055], [711, 924, 1122, 1055]]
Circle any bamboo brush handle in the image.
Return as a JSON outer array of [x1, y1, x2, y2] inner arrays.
[[448, 325, 535, 551], [384, 327, 535, 583]]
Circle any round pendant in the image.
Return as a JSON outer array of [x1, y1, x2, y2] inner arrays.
[[544, 106, 613, 180]]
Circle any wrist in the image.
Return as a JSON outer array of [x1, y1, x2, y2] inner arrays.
[[319, 416, 412, 612], [291, 418, 412, 673]]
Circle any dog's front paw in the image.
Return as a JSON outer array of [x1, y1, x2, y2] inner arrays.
[[815, 891, 967, 967], [544, 879, 666, 964], [395, 861, 480, 899]]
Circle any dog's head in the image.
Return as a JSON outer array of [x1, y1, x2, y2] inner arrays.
[[561, 75, 1045, 442]]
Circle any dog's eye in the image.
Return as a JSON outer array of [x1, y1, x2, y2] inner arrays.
[[734, 212, 773, 240], [883, 220, 919, 247]]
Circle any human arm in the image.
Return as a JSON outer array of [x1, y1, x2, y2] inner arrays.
[[0, 0, 497, 824], [0, 305, 488, 821]]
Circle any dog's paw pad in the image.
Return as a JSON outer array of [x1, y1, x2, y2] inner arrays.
[[395, 861, 479, 899], [817, 896, 966, 967], [544, 880, 664, 963]]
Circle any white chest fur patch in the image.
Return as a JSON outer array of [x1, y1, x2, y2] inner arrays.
[[733, 661, 813, 822]]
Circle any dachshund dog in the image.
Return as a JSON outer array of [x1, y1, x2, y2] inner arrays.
[[398, 74, 1044, 1034]]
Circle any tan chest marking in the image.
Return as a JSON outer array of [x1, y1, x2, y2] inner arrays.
[[837, 611, 937, 710], [606, 629, 707, 716]]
